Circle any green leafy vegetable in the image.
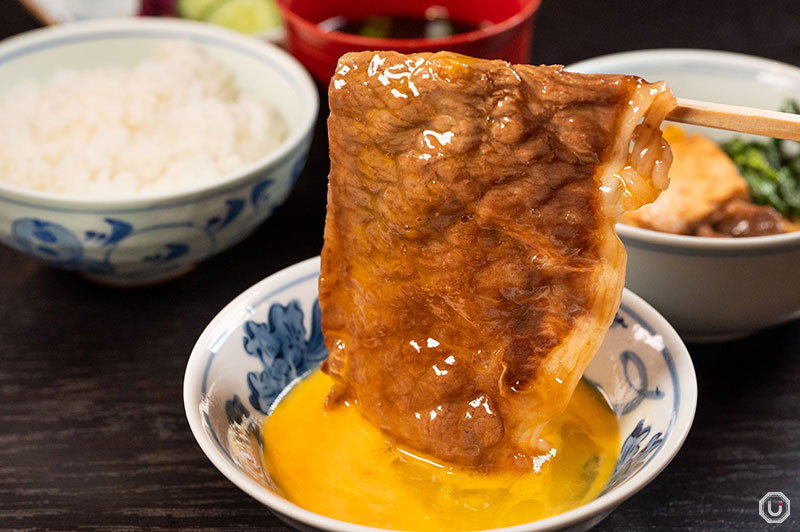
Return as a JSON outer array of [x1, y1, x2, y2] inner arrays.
[[358, 16, 393, 38], [720, 100, 800, 217]]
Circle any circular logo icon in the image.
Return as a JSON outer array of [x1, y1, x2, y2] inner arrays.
[[760, 492, 790, 524]]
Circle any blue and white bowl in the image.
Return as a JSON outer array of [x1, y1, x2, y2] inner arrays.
[[184, 256, 697, 532], [0, 18, 318, 285]]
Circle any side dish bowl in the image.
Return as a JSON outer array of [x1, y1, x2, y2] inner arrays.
[[277, 0, 541, 83], [569, 50, 800, 342], [0, 18, 317, 285], [184, 256, 697, 532]]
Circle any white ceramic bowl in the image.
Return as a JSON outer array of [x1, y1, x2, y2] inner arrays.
[[184, 256, 697, 532], [0, 18, 318, 285], [568, 50, 800, 342]]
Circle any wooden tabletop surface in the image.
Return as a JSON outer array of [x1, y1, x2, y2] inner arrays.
[[1, 0, 799, 530]]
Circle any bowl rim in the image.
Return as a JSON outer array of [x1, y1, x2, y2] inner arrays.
[[276, 0, 542, 49], [567, 48, 800, 255], [184, 256, 698, 532], [0, 17, 318, 209]]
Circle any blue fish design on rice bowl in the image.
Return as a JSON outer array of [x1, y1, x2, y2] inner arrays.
[[12, 218, 83, 263]]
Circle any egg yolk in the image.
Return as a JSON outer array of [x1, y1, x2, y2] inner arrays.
[[262, 370, 619, 531]]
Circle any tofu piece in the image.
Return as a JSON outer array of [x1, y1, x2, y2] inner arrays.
[[622, 130, 749, 234]]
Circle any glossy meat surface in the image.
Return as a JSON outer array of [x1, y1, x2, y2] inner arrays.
[[320, 51, 674, 468]]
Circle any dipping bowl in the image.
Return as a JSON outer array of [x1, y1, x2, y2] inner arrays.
[[184, 256, 697, 532]]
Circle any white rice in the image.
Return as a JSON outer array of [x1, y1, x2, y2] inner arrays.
[[0, 42, 287, 197]]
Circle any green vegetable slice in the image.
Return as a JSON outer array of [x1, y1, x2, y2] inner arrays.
[[178, 0, 227, 20], [205, 0, 282, 34]]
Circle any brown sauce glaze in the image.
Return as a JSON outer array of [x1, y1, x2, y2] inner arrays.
[[320, 51, 674, 469]]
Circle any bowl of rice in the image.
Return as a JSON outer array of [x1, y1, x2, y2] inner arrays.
[[0, 17, 318, 285]]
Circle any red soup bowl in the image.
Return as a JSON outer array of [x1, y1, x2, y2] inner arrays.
[[278, 0, 542, 83]]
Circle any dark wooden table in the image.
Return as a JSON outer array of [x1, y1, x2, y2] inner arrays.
[[1, 1, 799, 530]]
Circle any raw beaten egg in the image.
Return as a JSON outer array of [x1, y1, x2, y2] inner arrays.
[[262, 370, 619, 531]]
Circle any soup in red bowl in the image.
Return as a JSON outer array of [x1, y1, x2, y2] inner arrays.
[[278, 0, 542, 82]]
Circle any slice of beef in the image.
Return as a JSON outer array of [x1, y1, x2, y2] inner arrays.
[[320, 51, 674, 468]]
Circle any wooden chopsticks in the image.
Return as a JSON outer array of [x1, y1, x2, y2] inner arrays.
[[667, 98, 800, 141]]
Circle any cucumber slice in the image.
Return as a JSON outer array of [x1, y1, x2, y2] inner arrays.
[[178, 0, 227, 20], [205, 0, 282, 34]]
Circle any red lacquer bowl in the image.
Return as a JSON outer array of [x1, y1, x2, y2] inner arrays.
[[277, 0, 542, 83]]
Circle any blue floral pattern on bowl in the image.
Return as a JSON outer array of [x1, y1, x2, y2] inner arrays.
[[223, 291, 680, 494], [607, 419, 665, 491], [243, 300, 326, 414], [234, 298, 675, 491]]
